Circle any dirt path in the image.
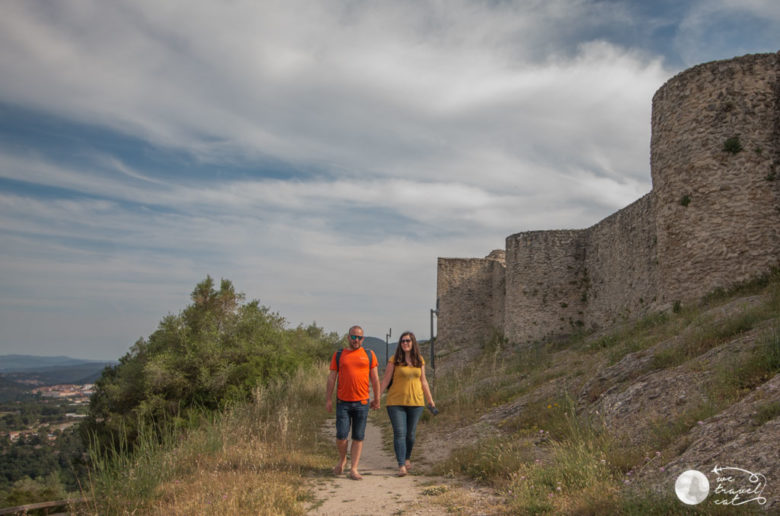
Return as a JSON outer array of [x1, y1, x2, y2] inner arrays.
[[307, 419, 450, 515]]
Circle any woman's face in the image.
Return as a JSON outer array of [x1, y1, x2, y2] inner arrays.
[[400, 335, 413, 353]]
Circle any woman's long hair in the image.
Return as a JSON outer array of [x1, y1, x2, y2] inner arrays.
[[392, 331, 423, 367]]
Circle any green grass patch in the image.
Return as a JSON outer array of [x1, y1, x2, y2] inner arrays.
[[436, 435, 536, 484], [646, 402, 719, 452], [753, 400, 780, 427], [701, 269, 779, 305], [502, 429, 617, 514], [709, 323, 780, 402], [650, 300, 777, 371], [430, 338, 564, 427], [582, 311, 679, 366]]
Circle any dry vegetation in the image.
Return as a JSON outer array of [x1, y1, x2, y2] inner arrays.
[[83, 365, 333, 515]]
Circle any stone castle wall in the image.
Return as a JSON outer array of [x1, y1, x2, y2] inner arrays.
[[436, 52, 780, 349], [651, 52, 780, 304], [581, 193, 660, 329], [436, 251, 505, 350], [504, 230, 588, 343]]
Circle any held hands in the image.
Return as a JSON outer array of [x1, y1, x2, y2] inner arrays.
[[326, 399, 378, 410]]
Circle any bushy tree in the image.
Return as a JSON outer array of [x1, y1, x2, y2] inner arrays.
[[81, 277, 338, 453], [0, 473, 66, 508]]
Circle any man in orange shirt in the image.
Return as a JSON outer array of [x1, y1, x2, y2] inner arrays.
[[325, 325, 380, 480]]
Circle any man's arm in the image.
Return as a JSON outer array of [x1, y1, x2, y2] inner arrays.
[[326, 370, 338, 412]]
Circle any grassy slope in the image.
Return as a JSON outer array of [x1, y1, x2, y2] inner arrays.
[[416, 272, 779, 514]]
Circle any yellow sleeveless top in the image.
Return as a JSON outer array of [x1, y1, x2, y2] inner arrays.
[[386, 358, 425, 406]]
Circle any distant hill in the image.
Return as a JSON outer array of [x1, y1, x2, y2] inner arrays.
[[4, 363, 113, 385], [0, 354, 113, 372], [362, 336, 396, 367], [0, 354, 116, 389], [0, 374, 29, 402], [361, 336, 435, 369]]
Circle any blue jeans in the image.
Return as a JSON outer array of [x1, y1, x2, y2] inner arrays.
[[387, 405, 424, 467], [336, 400, 369, 441]]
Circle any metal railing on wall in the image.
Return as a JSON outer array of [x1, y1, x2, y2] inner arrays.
[[430, 307, 437, 390]]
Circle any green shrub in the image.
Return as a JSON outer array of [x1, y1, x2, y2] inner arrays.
[[723, 136, 742, 154], [0, 473, 67, 509], [81, 276, 339, 454]]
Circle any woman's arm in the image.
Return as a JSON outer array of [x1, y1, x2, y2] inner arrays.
[[379, 362, 395, 395], [420, 365, 435, 407]]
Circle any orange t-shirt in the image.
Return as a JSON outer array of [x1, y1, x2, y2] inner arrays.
[[330, 347, 377, 402]]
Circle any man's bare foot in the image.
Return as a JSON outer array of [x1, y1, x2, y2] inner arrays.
[[348, 470, 363, 480], [398, 465, 408, 477]]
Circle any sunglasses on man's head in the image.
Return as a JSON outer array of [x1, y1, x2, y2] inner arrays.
[[400, 338, 412, 343], [350, 335, 364, 341]]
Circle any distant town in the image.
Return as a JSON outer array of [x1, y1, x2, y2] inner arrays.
[[31, 383, 94, 403], [2, 384, 93, 443]]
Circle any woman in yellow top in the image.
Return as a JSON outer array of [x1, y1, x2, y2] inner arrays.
[[380, 331, 436, 477]]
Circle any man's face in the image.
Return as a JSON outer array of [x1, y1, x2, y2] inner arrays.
[[348, 328, 364, 350]]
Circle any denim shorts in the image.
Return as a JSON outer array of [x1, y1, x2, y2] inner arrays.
[[336, 399, 369, 441]]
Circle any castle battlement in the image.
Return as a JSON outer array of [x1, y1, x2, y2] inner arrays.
[[437, 52, 780, 350]]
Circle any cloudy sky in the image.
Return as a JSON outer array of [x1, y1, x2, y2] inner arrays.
[[1, 1, 778, 360]]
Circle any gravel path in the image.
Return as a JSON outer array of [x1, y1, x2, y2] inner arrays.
[[308, 419, 449, 515]]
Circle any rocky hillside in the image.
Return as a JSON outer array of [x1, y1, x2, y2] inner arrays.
[[420, 273, 778, 513]]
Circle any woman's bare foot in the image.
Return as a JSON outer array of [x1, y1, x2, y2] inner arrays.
[[398, 465, 408, 477], [332, 463, 345, 475], [404, 460, 412, 471], [348, 469, 363, 480]]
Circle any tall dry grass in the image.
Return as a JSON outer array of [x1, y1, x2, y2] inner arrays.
[[83, 362, 331, 515]]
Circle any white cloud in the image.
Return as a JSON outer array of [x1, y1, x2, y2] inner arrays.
[[0, 1, 667, 188], [3, 1, 775, 358]]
